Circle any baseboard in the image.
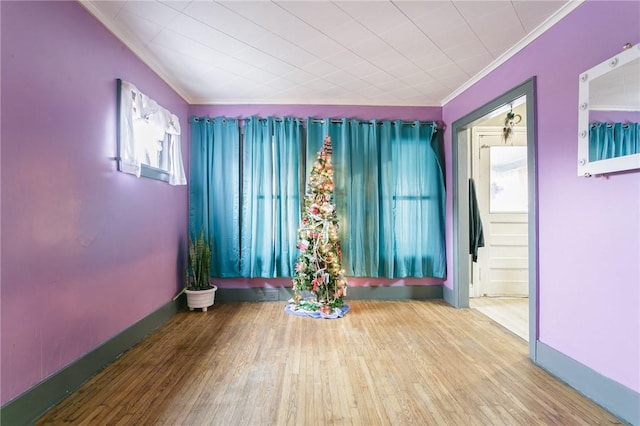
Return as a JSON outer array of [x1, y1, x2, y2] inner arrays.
[[536, 341, 640, 425], [442, 284, 454, 306], [347, 285, 443, 300], [0, 299, 182, 426], [216, 285, 443, 303], [216, 287, 294, 302]]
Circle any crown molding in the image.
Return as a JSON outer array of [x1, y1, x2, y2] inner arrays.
[[78, 1, 192, 104], [440, 0, 586, 107], [189, 97, 440, 107]]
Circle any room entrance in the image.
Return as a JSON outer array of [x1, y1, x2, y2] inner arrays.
[[449, 79, 537, 359], [468, 101, 529, 341]]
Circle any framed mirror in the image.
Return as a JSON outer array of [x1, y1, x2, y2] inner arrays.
[[577, 43, 640, 176]]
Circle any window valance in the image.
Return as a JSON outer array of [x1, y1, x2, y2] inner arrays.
[[118, 79, 186, 185]]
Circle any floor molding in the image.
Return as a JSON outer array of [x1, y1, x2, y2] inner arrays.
[[0, 299, 182, 426], [216, 285, 443, 303], [443, 284, 455, 306], [536, 341, 639, 425]]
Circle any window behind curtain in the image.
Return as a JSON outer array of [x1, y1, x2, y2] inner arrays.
[[388, 121, 446, 279], [241, 117, 303, 277], [191, 116, 445, 279], [307, 119, 446, 279], [189, 117, 241, 277]]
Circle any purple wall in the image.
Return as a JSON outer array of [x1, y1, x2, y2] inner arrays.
[[189, 104, 444, 289], [0, 1, 189, 405], [442, 1, 640, 392]]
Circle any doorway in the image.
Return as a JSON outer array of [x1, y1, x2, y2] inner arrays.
[[448, 78, 538, 359], [469, 100, 529, 341]]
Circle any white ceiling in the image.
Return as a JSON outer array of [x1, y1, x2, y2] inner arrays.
[[81, 0, 580, 106]]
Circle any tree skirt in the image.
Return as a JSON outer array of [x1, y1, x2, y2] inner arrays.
[[284, 302, 350, 319]]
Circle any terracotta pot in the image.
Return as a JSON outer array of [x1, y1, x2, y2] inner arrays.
[[185, 286, 217, 312]]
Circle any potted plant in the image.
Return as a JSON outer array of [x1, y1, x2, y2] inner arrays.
[[184, 229, 217, 311]]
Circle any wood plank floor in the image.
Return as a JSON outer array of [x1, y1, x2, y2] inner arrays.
[[470, 297, 529, 341], [36, 300, 621, 425]]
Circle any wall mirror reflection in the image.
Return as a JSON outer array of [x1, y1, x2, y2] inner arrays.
[[577, 43, 640, 176]]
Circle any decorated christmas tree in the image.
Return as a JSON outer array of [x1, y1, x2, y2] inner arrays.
[[288, 136, 348, 318]]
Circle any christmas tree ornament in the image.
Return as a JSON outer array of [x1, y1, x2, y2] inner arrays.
[[286, 135, 349, 319]]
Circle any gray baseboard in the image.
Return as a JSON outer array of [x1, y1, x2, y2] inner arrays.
[[536, 341, 640, 425], [216, 285, 443, 303], [216, 287, 294, 302], [442, 284, 454, 306], [0, 299, 182, 426], [347, 284, 442, 300]]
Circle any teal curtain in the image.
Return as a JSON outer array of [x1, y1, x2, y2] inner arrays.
[[388, 121, 446, 278], [190, 116, 445, 279], [345, 119, 381, 276], [241, 117, 303, 277], [589, 122, 640, 161], [306, 118, 445, 279], [324, 119, 382, 277], [378, 122, 395, 278], [189, 117, 240, 277]]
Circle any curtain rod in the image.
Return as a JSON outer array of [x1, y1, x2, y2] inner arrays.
[[307, 118, 437, 127], [243, 117, 441, 129], [193, 116, 443, 130]]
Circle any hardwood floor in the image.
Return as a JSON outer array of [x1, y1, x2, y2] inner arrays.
[[470, 297, 529, 341], [36, 300, 620, 425]]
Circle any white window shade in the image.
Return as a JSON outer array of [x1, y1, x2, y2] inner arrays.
[[118, 79, 186, 185]]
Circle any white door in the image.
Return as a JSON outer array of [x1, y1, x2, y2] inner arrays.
[[471, 128, 528, 297]]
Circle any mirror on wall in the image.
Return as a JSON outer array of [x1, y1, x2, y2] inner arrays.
[[577, 43, 640, 176]]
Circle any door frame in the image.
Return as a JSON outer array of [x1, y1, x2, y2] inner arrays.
[[448, 78, 538, 360]]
